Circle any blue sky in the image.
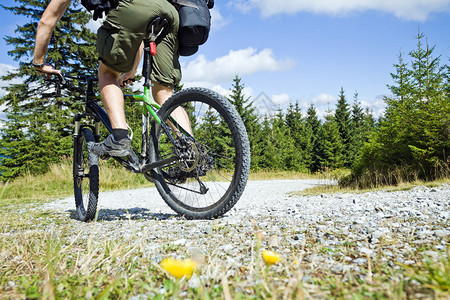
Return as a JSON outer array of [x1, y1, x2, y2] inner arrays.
[[1, 0, 450, 120]]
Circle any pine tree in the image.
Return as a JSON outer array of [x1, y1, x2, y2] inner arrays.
[[259, 109, 294, 170], [315, 112, 344, 170], [305, 103, 321, 172], [284, 102, 309, 171], [348, 92, 366, 164], [305, 103, 321, 136], [352, 32, 449, 185], [0, 0, 97, 179], [0, 94, 28, 179], [334, 87, 352, 167], [227, 76, 261, 169]]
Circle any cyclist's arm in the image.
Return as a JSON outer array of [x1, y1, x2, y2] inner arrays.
[[32, 0, 71, 74]]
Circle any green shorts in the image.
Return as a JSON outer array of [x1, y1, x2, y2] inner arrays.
[[97, 0, 181, 88]]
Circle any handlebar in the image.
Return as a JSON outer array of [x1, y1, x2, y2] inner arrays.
[[45, 72, 98, 97], [59, 73, 98, 83]]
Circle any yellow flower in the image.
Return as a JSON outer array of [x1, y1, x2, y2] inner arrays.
[[160, 258, 197, 279], [262, 250, 281, 265]]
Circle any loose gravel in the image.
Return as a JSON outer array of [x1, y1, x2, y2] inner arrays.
[[40, 180, 449, 273]]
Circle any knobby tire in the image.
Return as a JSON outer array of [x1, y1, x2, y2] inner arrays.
[[73, 127, 99, 222], [150, 87, 251, 219]]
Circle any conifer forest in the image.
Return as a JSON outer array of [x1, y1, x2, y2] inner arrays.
[[1, 1, 449, 187]]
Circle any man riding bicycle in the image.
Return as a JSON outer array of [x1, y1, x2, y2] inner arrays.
[[32, 0, 187, 157]]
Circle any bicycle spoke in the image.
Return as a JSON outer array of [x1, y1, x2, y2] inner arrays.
[[152, 88, 250, 218]]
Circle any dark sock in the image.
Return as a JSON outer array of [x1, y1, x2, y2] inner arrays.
[[112, 129, 128, 141]]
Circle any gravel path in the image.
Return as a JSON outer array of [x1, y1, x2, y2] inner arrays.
[[42, 180, 449, 261], [44, 179, 329, 218], [38, 180, 450, 292]]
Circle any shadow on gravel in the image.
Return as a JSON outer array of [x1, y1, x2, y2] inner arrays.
[[67, 207, 178, 222]]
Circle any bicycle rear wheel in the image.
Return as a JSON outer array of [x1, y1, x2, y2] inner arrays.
[[150, 87, 250, 219], [73, 127, 99, 222]]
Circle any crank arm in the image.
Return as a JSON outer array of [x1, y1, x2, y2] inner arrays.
[[140, 156, 179, 173]]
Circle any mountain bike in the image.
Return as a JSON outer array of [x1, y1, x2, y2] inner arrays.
[[58, 17, 250, 221]]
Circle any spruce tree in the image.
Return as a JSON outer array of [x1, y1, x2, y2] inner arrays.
[[334, 87, 352, 167], [284, 102, 309, 171], [348, 92, 365, 164], [305, 103, 321, 172], [0, 0, 97, 179], [262, 109, 294, 170], [315, 112, 344, 170], [227, 76, 261, 169], [305, 103, 321, 136], [0, 94, 28, 179], [352, 32, 449, 185]]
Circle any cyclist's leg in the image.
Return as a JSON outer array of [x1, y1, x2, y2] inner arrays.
[[152, 81, 193, 136], [98, 61, 127, 130], [90, 63, 132, 157]]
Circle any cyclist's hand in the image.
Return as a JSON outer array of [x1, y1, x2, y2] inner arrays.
[[34, 63, 61, 76], [119, 72, 135, 88]]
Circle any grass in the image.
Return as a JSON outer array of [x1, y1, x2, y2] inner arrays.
[[294, 177, 450, 197], [0, 158, 154, 208], [1, 208, 448, 299], [0, 161, 449, 299]]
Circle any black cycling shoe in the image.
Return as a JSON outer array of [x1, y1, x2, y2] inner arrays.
[[88, 134, 132, 157]]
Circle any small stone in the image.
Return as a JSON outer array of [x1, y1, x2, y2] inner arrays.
[[396, 257, 405, 264], [359, 247, 373, 255], [151, 254, 163, 264], [434, 244, 445, 251], [353, 258, 367, 265], [374, 206, 383, 212], [302, 275, 313, 283], [331, 264, 345, 274], [222, 244, 233, 252], [422, 250, 439, 260], [174, 238, 186, 246], [433, 230, 449, 238], [268, 235, 279, 248], [293, 233, 305, 241], [203, 226, 213, 235]]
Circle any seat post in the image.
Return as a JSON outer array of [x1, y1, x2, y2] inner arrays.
[[142, 39, 153, 88], [142, 17, 169, 88]]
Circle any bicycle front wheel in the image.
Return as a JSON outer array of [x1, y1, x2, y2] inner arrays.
[[73, 127, 99, 222], [150, 87, 250, 219]]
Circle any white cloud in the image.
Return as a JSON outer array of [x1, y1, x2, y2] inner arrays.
[[271, 93, 290, 105], [311, 93, 337, 106], [182, 47, 295, 83], [86, 18, 103, 33], [232, 0, 450, 21], [361, 95, 387, 117], [0, 63, 20, 98], [211, 8, 228, 30]]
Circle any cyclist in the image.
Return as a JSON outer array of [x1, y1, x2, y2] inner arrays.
[[32, 0, 187, 157]]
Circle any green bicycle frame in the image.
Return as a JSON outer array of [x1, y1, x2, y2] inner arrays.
[[124, 85, 161, 124]]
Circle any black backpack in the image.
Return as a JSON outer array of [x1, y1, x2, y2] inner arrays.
[[82, 0, 214, 56], [170, 0, 214, 56], [81, 0, 119, 21]]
